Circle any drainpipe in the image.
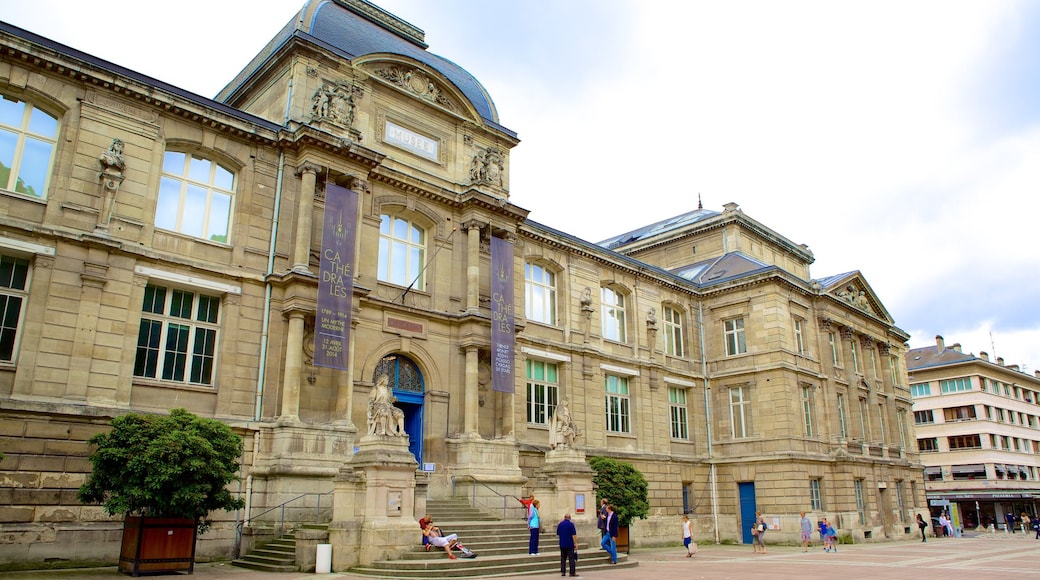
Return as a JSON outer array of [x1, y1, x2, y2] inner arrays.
[[698, 302, 720, 543]]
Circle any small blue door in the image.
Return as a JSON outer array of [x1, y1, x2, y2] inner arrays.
[[738, 482, 757, 544]]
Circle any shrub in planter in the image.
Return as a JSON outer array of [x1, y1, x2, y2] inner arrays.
[[589, 456, 649, 553], [79, 409, 245, 575]]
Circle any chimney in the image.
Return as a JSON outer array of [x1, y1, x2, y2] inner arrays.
[[952, 343, 962, 353], [1008, 364, 1020, 372], [1035, 370, 1040, 379], [936, 335, 945, 353], [997, 357, 1005, 366], [980, 351, 989, 361]]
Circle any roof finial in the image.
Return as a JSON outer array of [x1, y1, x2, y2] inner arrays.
[[697, 193, 703, 210]]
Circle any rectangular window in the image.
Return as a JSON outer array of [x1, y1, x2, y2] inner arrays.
[[854, 479, 866, 525], [870, 348, 878, 378], [897, 411, 907, 448], [877, 403, 886, 442], [524, 262, 557, 325], [917, 437, 939, 452], [850, 341, 860, 373], [157, 151, 235, 242], [793, 318, 805, 355], [940, 377, 973, 393], [943, 405, 977, 422], [0, 255, 29, 362], [133, 284, 220, 386], [724, 317, 747, 356], [948, 434, 982, 449], [668, 386, 689, 440], [837, 393, 848, 438], [604, 374, 630, 433], [729, 386, 750, 438], [809, 479, 822, 510], [895, 481, 906, 522], [663, 306, 684, 357], [600, 287, 627, 342], [828, 332, 842, 367], [525, 359, 558, 424], [0, 95, 59, 198], [859, 398, 869, 440], [801, 386, 814, 437], [914, 410, 934, 424], [910, 382, 931, 397], [378, 214, 426, 288], [890, 355, 900, 385]]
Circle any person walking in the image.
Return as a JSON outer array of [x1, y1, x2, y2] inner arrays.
[[751, 513, 767, 554], [800, 512, 813, 552], [557, 513, 578, 577], [917, 513, 927, 542], [682, 514, 696, 557], [528, 499, 541, 555], [597, 498, 608, 546], [604, 504, 619, 564], [1005, 511, 1016, 533]]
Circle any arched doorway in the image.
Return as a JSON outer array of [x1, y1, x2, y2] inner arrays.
[[374, 354, 424, 464]]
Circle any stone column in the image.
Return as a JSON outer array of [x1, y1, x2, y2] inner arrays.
[[293, 163, 321, 272], [464, 220, 482, 314], [280, 311, 306, 421], [464, 345, 479, 436]]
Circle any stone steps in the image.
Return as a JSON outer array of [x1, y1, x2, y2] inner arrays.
[[231, 535, 297, 573]]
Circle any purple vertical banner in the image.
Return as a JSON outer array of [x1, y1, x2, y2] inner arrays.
[[314, 183, 358, 370], [490, 236, 515, 393]]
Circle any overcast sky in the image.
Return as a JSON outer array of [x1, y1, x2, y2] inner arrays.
[[5, 0, 1039, 373]]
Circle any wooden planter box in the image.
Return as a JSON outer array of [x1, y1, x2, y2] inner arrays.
[[119, 516, 197, 576]]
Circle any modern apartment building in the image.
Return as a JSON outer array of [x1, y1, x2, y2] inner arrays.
[[0, 0, 925, 566], [907, 335, 1040, 529]]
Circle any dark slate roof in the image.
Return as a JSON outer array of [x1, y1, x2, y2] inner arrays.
[[217, 0, 514, 138], [813, 271, 857, 289], [671, 252, 773, 286], [598, 208, 720, 250], [906, 345, 976, 371]]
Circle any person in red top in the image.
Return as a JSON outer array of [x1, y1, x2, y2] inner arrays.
[[516, 493, 535, 516]]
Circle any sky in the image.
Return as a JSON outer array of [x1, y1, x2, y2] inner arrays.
[[4, 0, 1039, 373]]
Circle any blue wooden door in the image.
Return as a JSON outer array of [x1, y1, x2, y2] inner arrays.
[[738, 482, 757, 544]]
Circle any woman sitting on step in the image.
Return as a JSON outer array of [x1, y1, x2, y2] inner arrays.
[[422, 519, 474, 559]]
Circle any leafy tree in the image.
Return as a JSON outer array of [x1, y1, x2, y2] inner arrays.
[[79, 408, 245, 533], [589, 456, 649, 527]]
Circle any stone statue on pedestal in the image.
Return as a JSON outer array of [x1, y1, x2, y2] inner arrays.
[[366, 374, 406, 436], [548, 396, 580, 449]]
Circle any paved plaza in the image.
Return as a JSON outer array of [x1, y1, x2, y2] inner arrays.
[[4, 533, 1039, 580]]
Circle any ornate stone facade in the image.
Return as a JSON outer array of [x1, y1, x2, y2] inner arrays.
[[0, 0, 925, 569]]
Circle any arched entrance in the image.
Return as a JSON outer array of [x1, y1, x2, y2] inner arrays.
[[374, 354, 424, 464]]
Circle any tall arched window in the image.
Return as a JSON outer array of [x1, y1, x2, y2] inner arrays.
[[524, 261, 556, 325], [378, 214, 426, 288], [156, 150, 235, 243], [0, 94, 59, 198]]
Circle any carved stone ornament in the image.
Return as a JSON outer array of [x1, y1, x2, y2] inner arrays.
[[96, 138, 126, 231], [835, 284, 873, 314], [469, 146, 504, 187], [372, 65, 458, 112], [366, 373, 407, 437], [311, 81, 364, 127]]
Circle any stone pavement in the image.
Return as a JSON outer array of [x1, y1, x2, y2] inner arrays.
[[4, 533, 1040, 580]]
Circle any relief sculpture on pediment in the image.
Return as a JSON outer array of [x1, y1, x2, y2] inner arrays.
[[311, 81, 364, 128], [372, 65, 459, 113]]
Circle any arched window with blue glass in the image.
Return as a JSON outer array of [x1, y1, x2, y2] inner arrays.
[[374, 354, 425, 464]]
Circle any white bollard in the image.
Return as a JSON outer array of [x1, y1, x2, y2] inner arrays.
[[315, 544, 332, 574]]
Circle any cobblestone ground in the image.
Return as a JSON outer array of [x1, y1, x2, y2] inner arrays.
[[4, 532, 1039, 580]]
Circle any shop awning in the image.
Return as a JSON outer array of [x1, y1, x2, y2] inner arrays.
[[1019, 466, 1030, 478], [923, 466, 942, 475], [951, 464, 986, 474], [994, 464, 1005, 473]]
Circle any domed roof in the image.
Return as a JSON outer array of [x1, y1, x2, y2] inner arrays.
[[218, 0, 514, 138]]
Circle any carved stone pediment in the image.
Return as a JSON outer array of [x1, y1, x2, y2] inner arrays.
[[833, 283, 875, 315], [369, 65, 460, 113]]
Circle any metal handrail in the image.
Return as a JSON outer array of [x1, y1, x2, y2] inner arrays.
[[451, 476, 525, 520], [232, 489, 333, 559]]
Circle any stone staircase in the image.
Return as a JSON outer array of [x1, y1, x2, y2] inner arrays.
[[233, 498, 638, 577], [232, 524, 328, 573], [348, 498, 638, 578]]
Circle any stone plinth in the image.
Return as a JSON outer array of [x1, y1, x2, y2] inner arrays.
[[530, 447, 596, 529], [329, 434, 418, 571], [445, 437, 526, 509]]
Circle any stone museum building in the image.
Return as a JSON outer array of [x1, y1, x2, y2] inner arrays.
[[0, 0, 926, 568], [908, 336, 1040, 531]]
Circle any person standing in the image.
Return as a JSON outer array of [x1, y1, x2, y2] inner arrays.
[[557, 513, 578, 577], [528, 499, 541, 555], [751, 513, 767, 554], [938, 513, 949, 537], [604, 504, 619, 564], [682, 514, 696, 557], [1005, 511, 1016, 533], [598, 498, 608, 545], [916, 513, 927, 542], [800, 512, 813, 552]]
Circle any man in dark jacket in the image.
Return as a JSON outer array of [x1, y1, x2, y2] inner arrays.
[[604, 504, 619, 564], [557, 513, 578, 577]]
